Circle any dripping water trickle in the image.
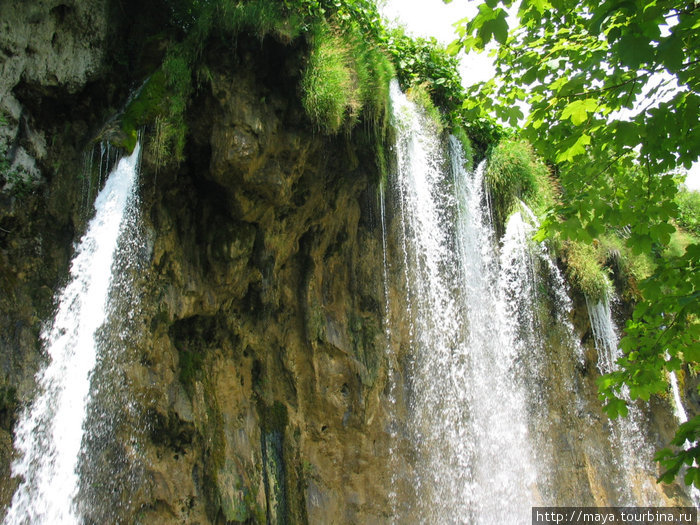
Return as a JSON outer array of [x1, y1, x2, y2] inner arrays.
[[586, 297, 662, 505]]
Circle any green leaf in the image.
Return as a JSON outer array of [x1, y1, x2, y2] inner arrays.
[[556, 133, 591, 162], [477, 8, 509, 45], [561, 99, 598, 126]]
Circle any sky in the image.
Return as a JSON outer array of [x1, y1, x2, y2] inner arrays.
[[379, 0, 700, 191]]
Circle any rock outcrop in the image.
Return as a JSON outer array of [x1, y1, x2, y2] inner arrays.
[[0, 2, 694, 523]]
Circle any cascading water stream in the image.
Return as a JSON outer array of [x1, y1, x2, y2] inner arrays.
[[379, 179, 401, 517], [667, 367, 700, 506], [585, 297, 661, 505], [388, 80, 587, 523], [4, 144, 141, 525], [387, 78, 658, 521], [453, 150, 539, 523], [670, 370, 689, 425], [389, 80, 468, 522]]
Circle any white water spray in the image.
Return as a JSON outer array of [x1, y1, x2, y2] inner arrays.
[[667, 367, 700, 506], [389, 80, 564, 523], [585, 296, 662, 505], [4, 145, 141, 525], [390, 80, 469, 522], [458, 182, 540, 523]]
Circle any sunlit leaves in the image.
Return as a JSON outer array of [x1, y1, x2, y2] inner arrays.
[[452, 0, 700, 489], [462, 3, 510, 50], [556, 133, 590, 162], [561, 98, 598, 125], [656, 417, 700, 488]]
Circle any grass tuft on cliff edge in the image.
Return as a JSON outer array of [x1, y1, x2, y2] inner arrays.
[[485, 137, 553, 230], [119, 0, 399, 169]]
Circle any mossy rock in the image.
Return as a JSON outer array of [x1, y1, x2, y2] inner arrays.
[[119, 70, 167, 152]]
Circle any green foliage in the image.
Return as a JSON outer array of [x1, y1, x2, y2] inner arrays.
[[656, 415, 700, 487], [562, 241, 613, 303], [453, 0, 700, 486], [676, 189, 700, 237], [485, 138, 552, 226], [381, 26, 503, 158], [666, 230, 699, 259], [384, 29, 464, 114], [597, 234, 654, 300], [301, 20, 394, 134], [597, 242, 700, 482]]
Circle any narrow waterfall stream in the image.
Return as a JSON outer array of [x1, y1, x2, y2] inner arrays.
[[668, 370, 700, 507], [585, 298, 661, 505], [389, 80, 469, 521], [4, 145, 142, 525], [388, 81, 564, 523], [454, 157, 538, 522]]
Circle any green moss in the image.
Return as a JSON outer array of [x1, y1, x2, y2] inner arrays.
[[301, 21, 394, 134], [261, 401, 288, 433], [451, 124, 474, 172], [118, 50, 193, 163], [178, 347, 204, 387], [563, 240, 613, 302], [485, 137, 553, 227], [120, 71, 168, 152], [406, 83, 444, 133], [597, 234, 654, 299]]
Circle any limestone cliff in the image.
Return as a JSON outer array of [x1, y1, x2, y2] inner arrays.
[[1, 3, 394, 521], [0, 2, 694, 524]]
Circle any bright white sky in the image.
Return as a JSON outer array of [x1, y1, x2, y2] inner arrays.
[[379, 0, 700, 191]]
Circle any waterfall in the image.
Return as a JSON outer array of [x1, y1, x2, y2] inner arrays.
[[585, 297, 661, 505], [457, 175, 539, 523], [667, 367, 700, 506], [389, 80, 469, 521], [388, 80, 590, 523], [4, 144, 142, 525], [385, 75, 679, 520], [670, 370, 689, 423]]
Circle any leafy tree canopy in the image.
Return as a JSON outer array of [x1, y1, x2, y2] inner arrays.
[[448, 0, 700, 487]]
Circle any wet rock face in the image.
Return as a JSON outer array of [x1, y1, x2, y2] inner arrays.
[[0, 0, 108, 181], [0, 5, 694, 523], [0, 0, 106, 96], [104, 41, 393, 523]]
